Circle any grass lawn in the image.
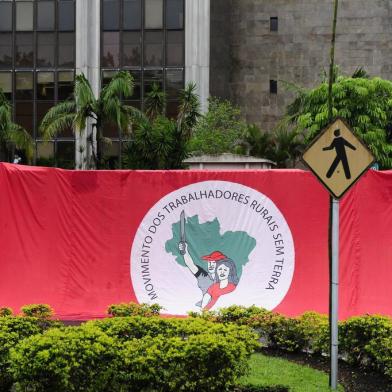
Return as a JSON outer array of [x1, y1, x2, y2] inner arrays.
[[239, 353, 345, 392]]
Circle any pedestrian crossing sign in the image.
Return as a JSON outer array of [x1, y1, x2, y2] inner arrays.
[[302, 118, 375, 199]]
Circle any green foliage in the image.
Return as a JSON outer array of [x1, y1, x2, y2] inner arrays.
[[0, 90, 33, 162], [9, 317, 257, 392], [40, 71, 135, 169], [123, 82, 201, 169], [0, 316, 58, 390], [10, 323, 118, 392], [107, 302, 162, 317], [287, 72, 392, 168], [339, 314, 392, 367], [20, 304, 54, 319], [188, 97, 248, 155], [0, 307, 13, 317]]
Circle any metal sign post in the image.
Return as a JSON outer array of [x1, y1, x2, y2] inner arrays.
[[330, 198, 339, 389], [302, 118, 375, 390]]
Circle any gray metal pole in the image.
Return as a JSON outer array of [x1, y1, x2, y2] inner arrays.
[[330, 198, 339, 389]]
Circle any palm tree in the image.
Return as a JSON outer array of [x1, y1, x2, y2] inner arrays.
[[0, 90, 33, 163], [40, 71, 138, 169], [123, 82, 201, 169]]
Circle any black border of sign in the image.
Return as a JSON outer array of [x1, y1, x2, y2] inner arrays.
[[301, 117, 376, 200]]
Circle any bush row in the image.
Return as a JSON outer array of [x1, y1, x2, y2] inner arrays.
[[0, 315, 258, 392], [189, 306, 392, 379]]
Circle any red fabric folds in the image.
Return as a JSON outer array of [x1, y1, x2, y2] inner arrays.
[[0, 163, 390, 320]]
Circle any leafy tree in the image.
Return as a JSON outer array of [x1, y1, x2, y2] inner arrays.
[[187, 97, 248, 155], [286, 70, 392, 169], [40, 71, 138, 169], [0, 90, 33, 163], [123, 83, 200, 169]]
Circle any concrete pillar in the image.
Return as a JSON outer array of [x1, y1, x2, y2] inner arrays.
[[75, 0, 100, 169], [185, 0, 210, 113]]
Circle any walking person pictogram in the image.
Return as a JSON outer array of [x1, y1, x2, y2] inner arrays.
[[323, 129, 356, 179]]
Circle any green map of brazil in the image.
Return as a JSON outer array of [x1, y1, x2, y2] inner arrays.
[[165, 214, 256, 309]]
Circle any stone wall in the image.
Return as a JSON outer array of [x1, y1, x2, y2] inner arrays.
[[210, 0, 392, 130]]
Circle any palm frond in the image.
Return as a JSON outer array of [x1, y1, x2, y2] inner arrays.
[[177, 82, 200, 135], [7, 123, 34, 160], [40, 101, 76, 140], [144, 83, 166, 120], [102, 70, 134, 100], [74, 74, 96, 109]]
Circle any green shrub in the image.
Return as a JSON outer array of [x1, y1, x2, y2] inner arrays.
[[0, 307, 13, 317], [339, 314, 392, 366], [0, 317, 58, 391], [298, 312, 329, 354], [10, 324, 118, 392], [113, 332, 255, 392], [20, 304, 54, 319], [366, 336, 392, 377], [107, 301, 162, 317]]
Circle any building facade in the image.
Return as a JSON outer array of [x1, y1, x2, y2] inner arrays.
[[1, 0, 392, 168], [210, 0, 392, 130], [0, 0, 209, 168]]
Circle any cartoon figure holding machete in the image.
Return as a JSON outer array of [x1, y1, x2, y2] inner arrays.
[[178, 210, 239, 309]]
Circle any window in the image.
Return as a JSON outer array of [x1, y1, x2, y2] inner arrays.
[[270, 79, 278, 94], [37, 1, 55, 31], [3, 0, 76, 167], [101, 0, 185, 167], [124, 0, 141, 30], [0, 2, 13, 32], [16, 1, 34, 31], [145, 0, 163, 29], [270, 17, 278, 32]]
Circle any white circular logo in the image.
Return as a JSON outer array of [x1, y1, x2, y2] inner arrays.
[[130, 181, 295, 315]]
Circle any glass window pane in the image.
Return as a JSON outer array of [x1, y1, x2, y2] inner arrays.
[[37, 72, 55, 100], [103, 140, 120, 169], [15, 33, 34, 67], [166, 0, 184, 29], [0, 33, 12, 68], [124, 0, 141, 30], [144, 31, 163, 66], [103, 0, 120, 30], [57, 141, 75, 169], [145, 0, 163, 29], [58, 71, 74, 100], [16, 2, 34, 31], [58, 32, 75, 68], [37, 1, 55, 31], [15, 101, 34, 135], [166, 69, 183, 99], [0, 2, 13, 32], [36, 142, 55, 167], [15, 72, 33, 100], [59, 1, 75, 31], [37, 101, 54, 133], [102, 32, 120, 67], [102, 70, 117, 87], [144, 69, 162, 95], [37, 33, 55, 67], [0, 72, 12, 100], [166, 31, 184, 66], [123, 32, 141, 66]]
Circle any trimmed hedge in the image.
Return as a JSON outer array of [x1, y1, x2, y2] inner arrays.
[[8, 317, 258, 392], [107, 302, 162, 317], [189, 306, 392, 379], [0, 317, 59, 391]]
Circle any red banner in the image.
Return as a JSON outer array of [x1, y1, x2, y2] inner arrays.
[[0, 163, 390, 320]]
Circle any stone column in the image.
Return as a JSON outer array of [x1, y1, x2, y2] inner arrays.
[[75, 0, 100, 169], [185, 0, 210, 113]]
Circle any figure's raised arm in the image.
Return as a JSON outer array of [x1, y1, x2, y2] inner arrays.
[[178, 242, 199, 275], [343, 139, 356, 150]]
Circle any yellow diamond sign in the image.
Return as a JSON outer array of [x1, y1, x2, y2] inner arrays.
[[302, 118, 375, 199]]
